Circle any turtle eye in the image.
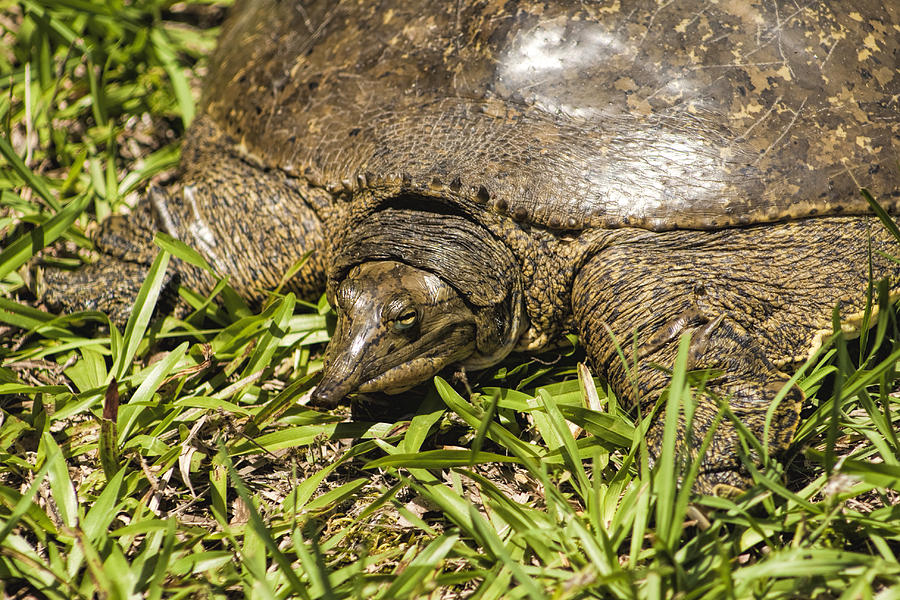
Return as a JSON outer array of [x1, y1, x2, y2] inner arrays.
[[392, 310, 418, 332]]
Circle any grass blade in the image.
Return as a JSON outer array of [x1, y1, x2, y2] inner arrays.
[[112, 248, 171, 380], [0, 193, 89, 281]]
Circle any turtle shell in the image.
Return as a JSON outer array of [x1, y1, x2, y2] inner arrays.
[[201, 0, 900, 231]]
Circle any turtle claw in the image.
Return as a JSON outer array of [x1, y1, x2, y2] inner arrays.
[[686, 313, 726, 370], [638, 305, 726, 370], [639, 306, 709, 358]]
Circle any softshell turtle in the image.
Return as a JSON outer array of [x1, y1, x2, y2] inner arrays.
[[44, 0, 900, 493]]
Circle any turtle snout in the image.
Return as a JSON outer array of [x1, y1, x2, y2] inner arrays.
[[308, 331, 367, 409], [308, 375, 351, 409]]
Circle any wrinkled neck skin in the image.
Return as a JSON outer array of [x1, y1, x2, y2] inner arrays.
[[311, 205, 527, 407]]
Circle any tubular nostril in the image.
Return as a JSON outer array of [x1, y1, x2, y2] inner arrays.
[[308, 356, 362, 409], [308, 377, 347, 409]]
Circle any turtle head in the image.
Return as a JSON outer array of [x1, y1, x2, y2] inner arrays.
[[309, 260, 481, 408], [310, 205, 528, 408]]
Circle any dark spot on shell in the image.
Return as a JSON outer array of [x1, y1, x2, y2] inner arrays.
[[348, 128, 361, 137], [833, 204, 844, 212], [430, 176, 443, 190], [512, 207, 528, 221], [308, 80, 319, 91], [860, 68, 872, 80], [869, 165, 881, 175], [287, 135, 297, 145], [494, 198, 508, 211], [808, 208, 818, 215], [548, 215, 562, 228], [476, 185, 490, 203], [449, 177, 462, 192], [401, 173, 412, 186]]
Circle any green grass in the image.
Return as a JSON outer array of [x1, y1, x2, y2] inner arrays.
[[3, 2, 900, 598]]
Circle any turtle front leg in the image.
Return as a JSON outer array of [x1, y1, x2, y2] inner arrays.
[[42, 199, 177, 325], [42, 117, 337, 325], [572, 246, 803, 495]]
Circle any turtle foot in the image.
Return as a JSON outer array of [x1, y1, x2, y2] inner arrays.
[[642, 315, 804, 495], [42, 256, 178, 327]]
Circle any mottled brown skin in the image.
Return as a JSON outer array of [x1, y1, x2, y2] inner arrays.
[[573, 217, 898, 490], [43, 0, 900, 494], [44, 117, 337, 323]]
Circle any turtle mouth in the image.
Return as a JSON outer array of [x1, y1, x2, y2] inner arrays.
[[356, 345, 475, 395], [310, 325, 475, 408]]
